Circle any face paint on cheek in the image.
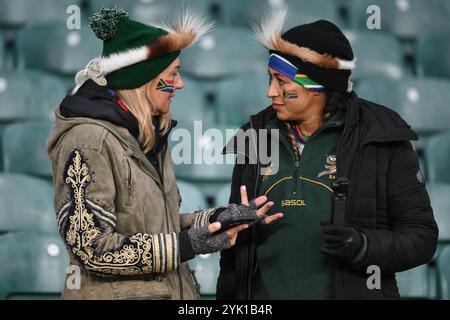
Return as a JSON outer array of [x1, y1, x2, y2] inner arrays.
[[283, 89, 298, 100], [156, 79, 175, 94]]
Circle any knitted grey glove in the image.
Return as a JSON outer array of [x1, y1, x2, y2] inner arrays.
[[216, 200, 263, 225], [188, 225, 231, 254]]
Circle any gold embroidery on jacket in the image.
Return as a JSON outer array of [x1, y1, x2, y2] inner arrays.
[[64, 150, 154, 275]]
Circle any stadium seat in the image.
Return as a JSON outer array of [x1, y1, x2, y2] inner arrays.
[[220, 0, 344, 30], [357, 77, 450, 137], [170, 77, 214, 125], [17, 22, 101, 76], [170, 123, 237, 179], [0, 173, 56, 233], [188, 252, 220, 297], [170, 123, 237, 197], [0, 231, 68, 300], [0, 32, 4, 69], [396, 264, 430, 299], [0, 70, 65, 121], [91, 0, 180, 24], [2, 120, 53, 178], [182, 26, 267, 80], [215, 183, 231, 207], [347, 0, 450, 40], [177, 180, 207, 213], [425, 132, 450, 185], [216, 73, 270, 126], [0, 0, 80, 28], [416, 32, 450, 79], [0, 70, 64, 171], [344, 30, 404, 82], [437, 245, 450, 300]]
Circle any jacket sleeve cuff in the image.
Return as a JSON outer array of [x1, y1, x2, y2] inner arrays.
[[179, 229, 196, 263], [192, 207, 226, 228], [351, 233, 368, 265]]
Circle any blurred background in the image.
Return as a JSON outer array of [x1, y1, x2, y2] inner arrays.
[[0, 0, 449, 300]]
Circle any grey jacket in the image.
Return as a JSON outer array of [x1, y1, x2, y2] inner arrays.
[[47, 110, 206, 300]]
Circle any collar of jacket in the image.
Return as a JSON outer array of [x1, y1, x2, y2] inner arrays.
[[223, 92, 418, 157]]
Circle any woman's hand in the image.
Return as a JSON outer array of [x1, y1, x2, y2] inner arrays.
[[189, 186, 283, 254], [239, 185, 284, 225]]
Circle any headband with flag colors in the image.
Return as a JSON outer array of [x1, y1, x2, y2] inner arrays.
[[269, 54, 325, 92]]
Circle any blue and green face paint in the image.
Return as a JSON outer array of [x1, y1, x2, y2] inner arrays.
[[156, 79, 175, 93], [268, 54, 325, 92]]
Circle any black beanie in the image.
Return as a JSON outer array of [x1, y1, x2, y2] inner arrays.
[[270, 20, 355, 94]]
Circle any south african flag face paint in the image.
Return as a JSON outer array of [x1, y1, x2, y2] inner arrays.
[[268, 54, 325, 92], [157, 79, 175, 93], [283, 89, 298, 99]]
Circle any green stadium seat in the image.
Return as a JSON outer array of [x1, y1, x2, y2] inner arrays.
[[0, 173, 56, 233], [396, 264, 430, 299], [0, 70, 65, 121], [0, 0, 29, 28], [0, 32, 4, 69], [344, 30, 404, 82], [2, 120, 53, 178], [91, 0, 178, 24], [17, 22, 101, 76], [437, 245, 450, 300], [0, 231, 68, 300], [215, 183, 231, 207], [170, 123, 237, 179], [91, 0, 218, 24], [0, 0, 80, 28], [283, 0, 345, 30], [357, 78, 450, 137], [170, 123, 237, 197], [182, 26, 267, 80], [216, 73, 270, 126], [188, 252, 220, 297], [348, 0, 450, 40], [425, 132, 450, 184], [416, 32, 450, 79], [170, 77, 213, 125], [220, 0, 344, 30], [177, 180, 207, 213]]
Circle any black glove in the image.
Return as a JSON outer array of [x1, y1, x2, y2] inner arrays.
[[320, 220, 366, 264], [187, 225, 231, 255], [215, 200, 262, 225]]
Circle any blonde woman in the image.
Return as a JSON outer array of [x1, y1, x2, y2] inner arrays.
[[46, 7, 281, 300]]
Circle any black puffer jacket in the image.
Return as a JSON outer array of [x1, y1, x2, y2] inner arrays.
[[217, 92, 438, 300]]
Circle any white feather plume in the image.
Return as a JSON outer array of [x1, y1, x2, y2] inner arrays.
[[253, 3, 288, 50], [150, 8, 215, 49]]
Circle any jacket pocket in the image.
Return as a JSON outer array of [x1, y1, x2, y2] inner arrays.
[[111, 279, 172, 300]]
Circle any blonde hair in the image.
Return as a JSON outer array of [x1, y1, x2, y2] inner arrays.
[[117, 79, 172, 154]]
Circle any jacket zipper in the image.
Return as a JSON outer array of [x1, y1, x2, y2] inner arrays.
[[292, 160, 300, 195], [126, 158, 132, 206], [293, 122, 337, 196]]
